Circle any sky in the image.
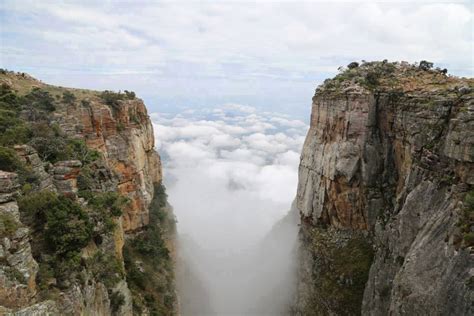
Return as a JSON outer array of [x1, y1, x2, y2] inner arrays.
[[1, 0, 472, 118]]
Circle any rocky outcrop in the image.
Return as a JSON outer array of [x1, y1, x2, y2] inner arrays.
[[293, 62, 473, 315], [0, 171, 38, 309], [51, 160, 82, 198], [0, 71, 174, 315], [13, 145, 55, 192], [55, 97, 162, 232]]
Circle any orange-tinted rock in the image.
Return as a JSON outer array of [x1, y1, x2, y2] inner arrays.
[[55, 98, 162, 232]]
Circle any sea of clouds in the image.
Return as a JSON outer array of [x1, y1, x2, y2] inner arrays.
[[151, 104, 308, 251], [151, 104, 308, 314]]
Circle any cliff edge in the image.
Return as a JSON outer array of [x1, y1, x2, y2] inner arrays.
[[293, 61, 473, 315], [0, 70, 176, 315]]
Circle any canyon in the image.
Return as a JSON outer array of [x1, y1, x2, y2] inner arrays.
[[1, 61, 473, 315]]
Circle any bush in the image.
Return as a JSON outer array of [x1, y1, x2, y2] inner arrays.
[[110, 291, 126, 314], [29, 135, 68, 163], [23, 87, 55, 112], [18, 191, 93, 255], [99, 90, 126, 107], [45, 196, 93, 255], [0, 83, 20, 111], [0, 125, 31, 147], [87, 251, 124, 288], [0, 84, 31, 146], [62, 91, 76, 105], [364, 71, 380, 88], [124, 90, 136, 99], [100, 90, 136, 108], [64, 139, 100, 165], [347, 62, 359, 69], [84, 191, 128, 235], [27, 124, 99, 164], [419, 60, 434, 71], [0, 212, 20, 238], [0, 146, 22, 171]]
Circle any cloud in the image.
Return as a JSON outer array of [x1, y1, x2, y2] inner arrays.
[[1, 1, 472, 78], [152, 103, 308, 313], [151, 104, 308, 248], [3, 0, 470, 119]]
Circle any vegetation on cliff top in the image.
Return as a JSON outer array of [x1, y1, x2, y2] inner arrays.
[[316, 60, 473, 96]]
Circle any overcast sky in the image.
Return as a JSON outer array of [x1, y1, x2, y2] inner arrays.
[[1, 0, 472, 117]]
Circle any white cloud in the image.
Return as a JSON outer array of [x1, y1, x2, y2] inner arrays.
[[2, 1, 472, 78], [151, 104, 309, 312], [151, 104, 308, 248]]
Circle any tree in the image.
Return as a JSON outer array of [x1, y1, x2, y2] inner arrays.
[[347, 62, 359, 69], [419, 60, 434, 71]]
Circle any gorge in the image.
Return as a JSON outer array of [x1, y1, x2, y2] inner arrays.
[[1, 60, 473, 316]]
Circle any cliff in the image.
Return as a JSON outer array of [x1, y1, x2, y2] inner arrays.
[[0, 71, 176, 315], [292, 61, 473, 315]]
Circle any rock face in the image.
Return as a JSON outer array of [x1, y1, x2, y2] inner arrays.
[[293, 62, 474, 315], [55, 96, 162, 231], [0, 171, 38, 308], [0, 72, 175, 315]]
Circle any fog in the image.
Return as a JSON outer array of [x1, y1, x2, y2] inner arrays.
[[151, 104, 307, 315]]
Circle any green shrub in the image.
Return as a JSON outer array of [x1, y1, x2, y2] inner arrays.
[[0, 83, 20, 111], [0, 212, 20, 238], [0, 146, 38, 189], [84, 191, 128, 234], [110, 291, 126, 314], [64, 139, 100, 165], [124, 90, 136, 99], [87, 251, 124, 288], [0, 146, 22, 171], [347, 62, 359, 69], [116, 122, 125, 131], [0, 123, 31, 147], [23, 87, 55, 112], [100, 90, 125, 107], [419, 60, 434, 71], [45, 196, 93, 255], [0, 84, 31, 146], [62, 91, 76, 105], [18, 192, 93, 255], [100, 90, 135, 108]]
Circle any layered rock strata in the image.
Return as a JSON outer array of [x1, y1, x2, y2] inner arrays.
[[0, 72, 175, 315], [293, 62, 473, 315]]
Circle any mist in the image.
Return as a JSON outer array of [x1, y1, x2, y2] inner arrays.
[[151, 105, 307, 314]]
